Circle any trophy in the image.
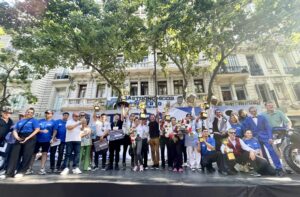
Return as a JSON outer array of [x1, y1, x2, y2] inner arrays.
[[94, 100, 105, 112], [117, 89, 130, 117], [223, 138, 235, 160], [164, 101, 171, 121], [139, 100, 147, 119]]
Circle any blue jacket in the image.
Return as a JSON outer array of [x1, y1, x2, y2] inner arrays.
[[242, 115, 272, 141]]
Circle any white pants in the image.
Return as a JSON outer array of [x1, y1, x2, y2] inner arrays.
[[186, 146, 201, 169]]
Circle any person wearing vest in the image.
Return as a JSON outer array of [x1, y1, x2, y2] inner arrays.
[[221, 129, 275, 176], [198, 129, 227, 175]]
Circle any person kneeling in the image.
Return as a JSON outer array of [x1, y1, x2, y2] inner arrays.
[[221, 129, 275, 176], [198, 129, 227, 175]]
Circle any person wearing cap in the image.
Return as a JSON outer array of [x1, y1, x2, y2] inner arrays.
[[198, 129, 227, 175], [221, 128, 275, 176], [49, 112, 69, 173], [243, 106, 283, 176], [60, 112, 84, 175], [92, 113, 110, 171], [0, 107, 14, 174], [27, 110, 56, 175], [1, 108, 40, 179]]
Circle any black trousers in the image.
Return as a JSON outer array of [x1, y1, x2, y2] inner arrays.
[[108, 139, 121, 167], [122, 135, 133, 165], [173, 139, 183, 169], [182, 144, 187, 163], [213, 132, 228, 152], [160, 136, 170, 167], [142, 139, 149, 168], [6, 134, 36, 177], [226, 151, 276, 175], [202, 151, 226, 171], [50, 142, 66, 170]]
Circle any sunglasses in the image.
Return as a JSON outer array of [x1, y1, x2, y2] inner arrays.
[[74, 115, 79, 117], [228, 132, 236, 135]]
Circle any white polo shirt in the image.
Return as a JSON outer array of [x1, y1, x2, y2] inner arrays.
[[65, 119, 81, 142]]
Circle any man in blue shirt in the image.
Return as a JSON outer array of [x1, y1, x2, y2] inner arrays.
[[50, 112, 69, 173], [243, 106, 283, 176], [198, 129, 226, 175], [27, 110, 56, 175]]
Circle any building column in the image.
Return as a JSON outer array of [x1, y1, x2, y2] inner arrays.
[[231, 84, 237, 100]]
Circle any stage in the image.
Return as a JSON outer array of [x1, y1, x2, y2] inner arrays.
[[1, 167, 300, 197]]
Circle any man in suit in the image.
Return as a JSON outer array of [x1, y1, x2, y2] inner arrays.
[[243, 106, 283, 176], [212, 109, 228, 151]]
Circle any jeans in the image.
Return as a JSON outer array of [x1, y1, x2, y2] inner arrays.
[[133, 139, 143, 166], [160, 136, 168, 167], [63, 141, 81, 168], [50, 142, 66, 170]]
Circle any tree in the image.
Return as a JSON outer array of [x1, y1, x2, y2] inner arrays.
[[145, 0, 211, 99], [0, 48, 37, 112], [196, 0, 300, 103], [13, 0, 147, 96]]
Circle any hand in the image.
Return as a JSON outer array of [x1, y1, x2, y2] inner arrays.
[[42, 129, 49, 134], [99, 136, 104, 142], [15, 135, 23, 142], [50, 138, 57, 144], [20, 137, 30, 144], [249, 151, 256, 161], [268, 139, 273, 144]]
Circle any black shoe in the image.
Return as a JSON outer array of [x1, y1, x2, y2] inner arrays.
[[207, 168, 215, 173], [122, 163, 126, 170], [276, 169, 285, 177], [285, 169, 293, 174], [106, 166, 113, 171], [115, 165, 119, 171], [218, 170, 228, 176]]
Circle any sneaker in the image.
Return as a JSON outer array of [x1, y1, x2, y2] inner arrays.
[[144, 166, 148, 170], [14, 173, 24, 178], [173, 168, 178, 172], [139, 165, 144, 172], [168, 167, 173, 171], [39, 168, 46, 175], [122, 163, 126, 170], [53, 169, 58, 173], [25, 169, 33, 175], [60, 168, 69, 176], [0, 175, 6, 179], [92, 166, 99, 171], [0, 170, 6, 175], [234, 164, 242, 172], [183, 163, 188, 167], [115, 165, 120, 171], [101, 167, 106, 171], [276, 169, 285, 177], [106, 166, 113, 171], [178, 168, 184, 172], [72, 168, 82, 174], [87, 167, 92, 171], [251, 171, 261, 177], [133, 166, 138, 172], [191, 168, 196, 172]]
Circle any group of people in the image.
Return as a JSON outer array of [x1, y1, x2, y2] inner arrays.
[[0, 100, 293, 179]]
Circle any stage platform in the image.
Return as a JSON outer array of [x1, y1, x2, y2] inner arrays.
[[1, 167, 300, 197]]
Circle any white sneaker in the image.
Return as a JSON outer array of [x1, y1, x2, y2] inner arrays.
[[133, 166, 138, 172], [183, 163, 188, 167], [14, 173, 24, 178], [87, 167, 92, 171], [25, 169, 33, 175], [38, 168, 46, 175], [0, 170, 6, 175], [60, 168, 69, 176], [139, 165, 144, 172], [0, 175, 6, 180], [72, 168, 82, 174]]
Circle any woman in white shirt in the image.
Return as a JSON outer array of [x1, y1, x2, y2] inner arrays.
[[79, 119, 92, 171], [130, 117, 145, 171]]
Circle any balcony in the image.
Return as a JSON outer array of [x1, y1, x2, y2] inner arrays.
[[54, 73, 69, 79], [220, 100, 263, 106], [249, 65, 264, 76], [69, 66, 93, 76], [61, 98, 107, 111], [215, 66, 249, 83], [284, 67, 300, 76]]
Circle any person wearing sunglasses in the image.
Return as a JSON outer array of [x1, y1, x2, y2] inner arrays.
[[1, 108, 40, 179]]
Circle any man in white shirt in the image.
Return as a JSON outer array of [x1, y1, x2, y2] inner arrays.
[[141, 118, 149, 169], [61, 112, 83, 175]]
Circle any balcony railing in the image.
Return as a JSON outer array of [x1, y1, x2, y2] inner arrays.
[[62, 98, 107, 109], [249, 65, 264, 76], [54, 73, 69, 80], [284, 67, 300, 76], [218, 66, 249, 74]]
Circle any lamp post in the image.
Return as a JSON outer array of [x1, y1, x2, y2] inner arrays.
[[153, 46, 158, 108]]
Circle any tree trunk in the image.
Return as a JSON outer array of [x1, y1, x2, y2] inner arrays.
[[207, 61, 223, 104], [182, 76, 188, 99], [0, 78, 8, 112]]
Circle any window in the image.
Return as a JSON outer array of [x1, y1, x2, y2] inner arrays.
[[111, 87, 119, 97], [235, 85, 247, 100], [130, 82, 138, 96], [221, 86, 232, 101], [263, 53, 279, 69], [9, 95, 27, 110], [158, 81, 168, 95], [141, 81, 149, 95], [293, 83, 300, 101], [173, 80, 183, 95], [255, 84, 272, 102], [96, 84, 106, 98], [246, 55, 264, 76], [273, 83, 286, 100], [78, 84, 87, 98], [227, 55, 239, 67], [194, 79, 204, 93], [53, 96, 64, 111]]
